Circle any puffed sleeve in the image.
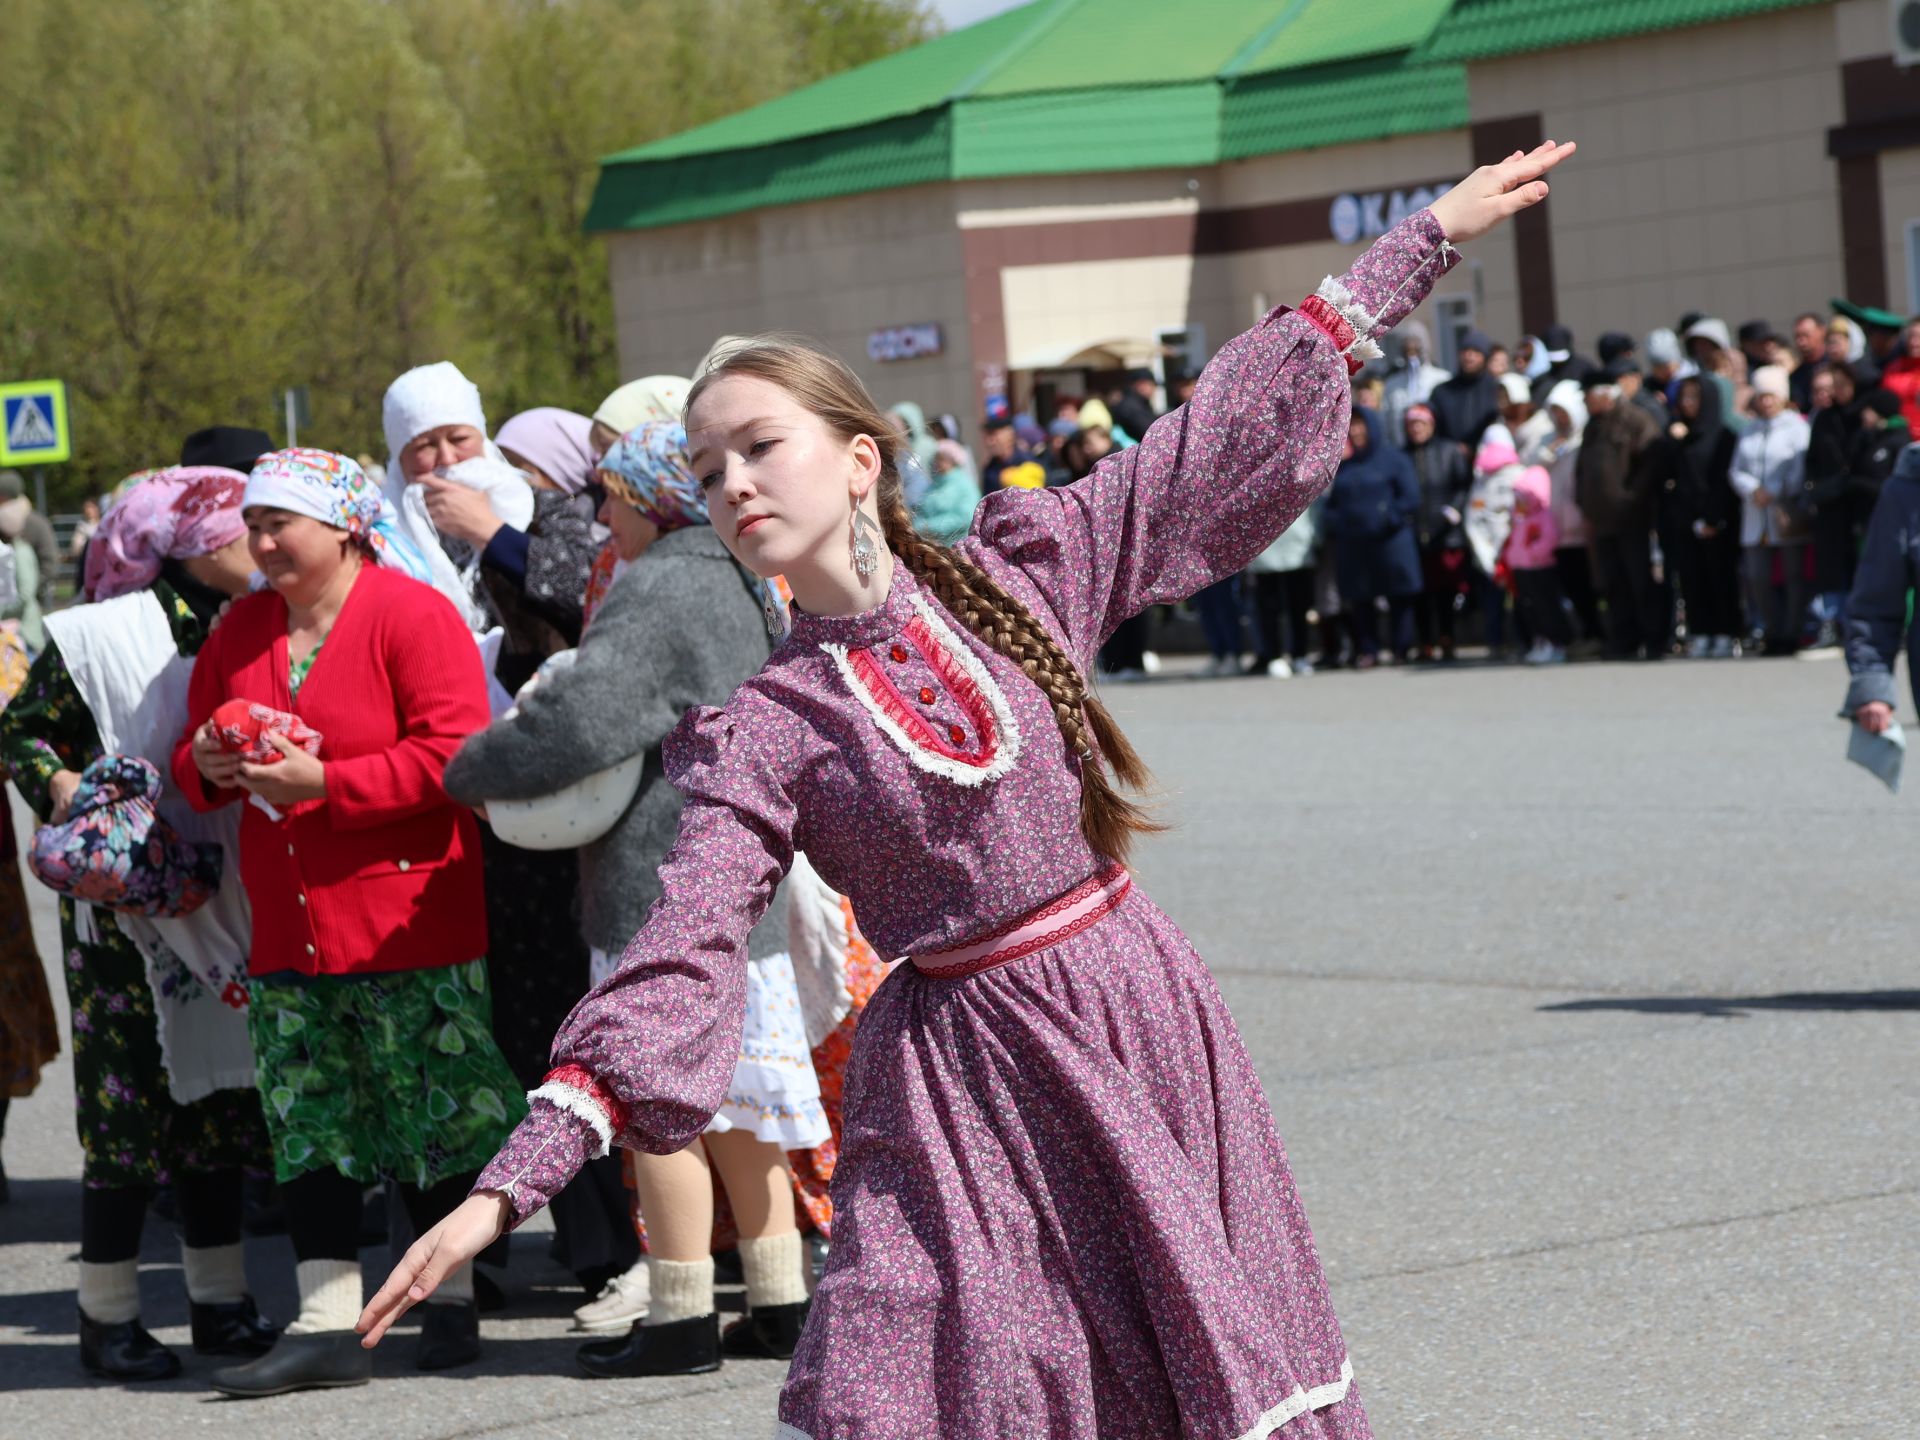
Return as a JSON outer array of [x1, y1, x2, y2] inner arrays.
[[473, 700, 797, 1226], [960, 209, 1459, 667]]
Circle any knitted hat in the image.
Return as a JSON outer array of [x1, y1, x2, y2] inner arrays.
[[1644, 328, 1683, 367], [1751, 365, 1790, 400], [1498, 373, 1533, 406]]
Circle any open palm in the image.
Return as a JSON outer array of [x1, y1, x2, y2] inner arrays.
[[1429, 141, 1577, 245]]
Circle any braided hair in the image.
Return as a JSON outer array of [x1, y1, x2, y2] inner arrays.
[[687, 335, 1160, 863]]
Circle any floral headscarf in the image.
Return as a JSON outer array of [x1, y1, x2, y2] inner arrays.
[[242, 448, 430, 581], [587, 421, 788, 634], [85, 466, 249, 601], [597, 422, 707, 531]]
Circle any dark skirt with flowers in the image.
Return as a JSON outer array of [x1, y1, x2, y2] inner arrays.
[[60, 897, 268, 1189]]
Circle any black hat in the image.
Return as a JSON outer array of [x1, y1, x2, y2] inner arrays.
[[1675, 311, 1705, 335], [1580, 363, 1631, 389], [1596, 331, 1636, 365], [1125, 367, 1156, 385], [981, 416, 1013, 433], [1542, 323, 1574, 353], [179, 426, 274, 473], [1858, 387, 1903, 417], [1736, 319, 1776, 347], [1459, 329, 1494, 355]]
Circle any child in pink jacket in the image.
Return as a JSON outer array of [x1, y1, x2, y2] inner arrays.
[[1504, 457, 1570, 664]]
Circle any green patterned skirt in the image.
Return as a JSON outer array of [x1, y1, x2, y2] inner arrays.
[[248, 960, 527, 1188]]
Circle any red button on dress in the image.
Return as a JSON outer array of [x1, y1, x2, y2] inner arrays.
[[891, 645, 909, 663], [918, 687, 936, 706]]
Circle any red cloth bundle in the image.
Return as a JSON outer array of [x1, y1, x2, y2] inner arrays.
[[210, 698, 323, 765]]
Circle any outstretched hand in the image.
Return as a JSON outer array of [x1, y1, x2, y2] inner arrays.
[[356, 1191, 509, 1347], [1429, 141, 1577, 245]]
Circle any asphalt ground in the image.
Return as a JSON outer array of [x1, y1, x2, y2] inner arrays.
[[2, 647, 1912, 1438]]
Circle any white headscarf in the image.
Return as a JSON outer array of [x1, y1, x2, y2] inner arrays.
[[379, 362, 534, 632]]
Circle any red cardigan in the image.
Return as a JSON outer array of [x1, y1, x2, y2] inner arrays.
[[171, 564, 490, 978]]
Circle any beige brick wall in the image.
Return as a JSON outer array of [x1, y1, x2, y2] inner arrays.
[[1470, 3, 1846, 346], [605, 182, 973, 417]]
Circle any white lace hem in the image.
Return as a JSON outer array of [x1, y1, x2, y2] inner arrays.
[[768, 1356, 1354, 1440]]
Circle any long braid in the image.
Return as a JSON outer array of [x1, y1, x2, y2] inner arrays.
[[875, 481, 1162, 863], [687, 332, 1162, 863]]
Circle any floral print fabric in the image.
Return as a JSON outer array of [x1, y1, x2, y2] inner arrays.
[[62, 896, 266, 1186], [27, 755, 222, 917], [247, 960, 526, 1187]]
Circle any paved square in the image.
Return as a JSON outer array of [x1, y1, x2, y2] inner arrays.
[[3, 651, 1912, 1437]]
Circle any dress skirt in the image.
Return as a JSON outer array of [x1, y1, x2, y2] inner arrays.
[[777, 885, 1366, 1440]]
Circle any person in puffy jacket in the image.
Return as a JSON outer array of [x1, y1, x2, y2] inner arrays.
[[1325, 408, 1421, 667], [1729, 366, 1813, 653], [1506, 463, 1567, 663]]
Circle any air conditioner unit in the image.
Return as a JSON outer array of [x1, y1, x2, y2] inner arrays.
[[1896, 0, 1920, 67]]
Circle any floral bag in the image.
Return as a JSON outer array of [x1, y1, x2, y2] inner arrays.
[[29, 755, 223, 918]]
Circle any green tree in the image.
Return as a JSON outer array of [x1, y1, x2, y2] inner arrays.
[[0, 0, 937, 506]]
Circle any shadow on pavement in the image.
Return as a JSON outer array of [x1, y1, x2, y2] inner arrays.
[[1540, 990, 1920, 1018]]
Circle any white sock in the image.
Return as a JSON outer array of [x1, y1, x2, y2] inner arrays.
[[643, 1257, 714, 1326], [284, 1258, 362, 1336], [425, 1261, 474, 1307], [78, 1259, 140, 1325], [738, 1231, 809, 1310], [181, 1242, 248, 1306]]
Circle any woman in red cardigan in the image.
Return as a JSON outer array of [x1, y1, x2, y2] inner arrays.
[[169, 449, 523, 1397]]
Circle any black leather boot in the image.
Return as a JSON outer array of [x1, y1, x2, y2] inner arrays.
[[577, 1313, 721, 1378], [208, 1331, 371, 1397], [415, 1301, 481, 1371], [721, 1299, 811, 1360], [79, 1310, 181, 1381], [191, 1296, 280, 1357]]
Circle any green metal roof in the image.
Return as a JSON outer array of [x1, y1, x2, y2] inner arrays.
[[1413, 0, 1824, 64], [586, 0, 1829, 233]]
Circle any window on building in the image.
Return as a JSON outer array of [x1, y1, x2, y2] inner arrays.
[[1907, 219, 1920, 315], [1434, 295, 1476, 372]]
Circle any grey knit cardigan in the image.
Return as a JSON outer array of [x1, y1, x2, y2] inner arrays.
[[443, 524, 786, 957]]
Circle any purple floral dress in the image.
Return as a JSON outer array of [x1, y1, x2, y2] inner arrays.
[[478, 211, 1458, 1439]]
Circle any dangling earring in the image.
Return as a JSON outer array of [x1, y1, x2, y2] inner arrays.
[[850, 500, 882, 580], [763, 587, 784, 637]]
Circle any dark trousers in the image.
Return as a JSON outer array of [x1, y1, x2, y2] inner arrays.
[[1351, 596, 1417, 658], [1554, 546, 1604, 642], [81, 1169, 246, 1264], [1100, 611, 1150, 674], [1248, 569, 1315, 662], [1592, 529, 1664, 657], [283, 1166, 478, 1264], [1675, 527, 1743, 638], [1743, 543, 1811, 649], [1193, 576, 1245, 660], [1416, 546, 1472, 649], [1514, 567, 1572, 647]]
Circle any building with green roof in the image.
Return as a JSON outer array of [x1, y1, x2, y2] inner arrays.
[[591, 0, 1918, 426]]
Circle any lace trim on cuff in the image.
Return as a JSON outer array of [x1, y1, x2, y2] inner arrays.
[[528, 1063, 627, 1159]]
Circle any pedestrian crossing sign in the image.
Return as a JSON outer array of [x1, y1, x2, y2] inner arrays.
[[0, 379, 70, 465]]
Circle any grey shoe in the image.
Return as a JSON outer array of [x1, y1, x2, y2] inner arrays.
[[209, 1330, 371, 1398]]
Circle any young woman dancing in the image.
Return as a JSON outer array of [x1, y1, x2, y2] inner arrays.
[[361, 143, 1574, 1439]]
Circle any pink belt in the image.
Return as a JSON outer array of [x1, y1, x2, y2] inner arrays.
[[910, 865, 1132, 980]]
